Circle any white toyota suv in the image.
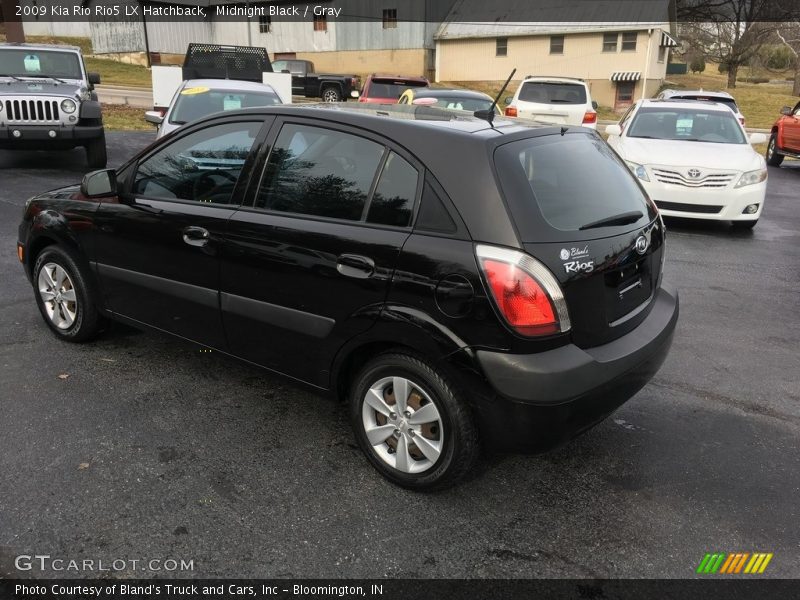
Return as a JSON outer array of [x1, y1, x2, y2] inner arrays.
[[504, 76, 597, 129]]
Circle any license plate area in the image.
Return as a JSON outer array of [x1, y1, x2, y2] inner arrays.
[[604, 257, 652, 323]]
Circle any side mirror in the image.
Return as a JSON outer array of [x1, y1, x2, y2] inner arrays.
[[591, 100, 599, 110], [605, 124, 622, 136], [779, 106, 792, 116], [81, 169, 116, 198], [749, 133, 767, 144], [144, 110, 164, 125], [87, 72, 101, 85], [504, 96, 512, 105]]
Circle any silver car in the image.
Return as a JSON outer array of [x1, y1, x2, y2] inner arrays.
[[145, 78, 282, 138]]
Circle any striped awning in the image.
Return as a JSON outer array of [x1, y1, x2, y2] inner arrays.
[[610, 71, 641, 82], [660, 31, 678, 47]]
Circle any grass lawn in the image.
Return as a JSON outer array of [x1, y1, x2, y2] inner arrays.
[[103, 104, 155, 131]]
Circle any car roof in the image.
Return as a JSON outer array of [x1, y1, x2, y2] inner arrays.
[[522, 76, 586, 84], [182, 79, 277, 93], [660, 89, 735, 100], [638, 99, 735, 113], [368, 74, 429, 83], [412, 88, 493, 100], [0, 42, 82, 53]]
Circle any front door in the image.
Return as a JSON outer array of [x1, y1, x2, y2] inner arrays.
[[614, 81, 636, 111], [94, 119, 266, 348], [784, 102, 800, 151], [220, 119, 421, 387]]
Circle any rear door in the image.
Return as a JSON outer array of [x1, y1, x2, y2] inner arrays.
[[516, 81, 587, 125], [220, 119, 421, 387], [784, 102, 800, 151], [493, 131, 663, 348]]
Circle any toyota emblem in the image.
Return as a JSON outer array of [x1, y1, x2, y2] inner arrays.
[[634, 235, 649, 255], [687, 168, 701, 178]]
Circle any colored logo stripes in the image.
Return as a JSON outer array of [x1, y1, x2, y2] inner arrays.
[[696, 552, 773, 574]]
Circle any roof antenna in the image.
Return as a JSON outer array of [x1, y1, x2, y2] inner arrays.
[[474, 68, 516, 126]]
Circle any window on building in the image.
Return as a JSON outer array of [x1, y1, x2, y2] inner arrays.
[[616, 81, 635, 104], [602, 33, 618, 52], [550, 35, 564, 54], [313, 14, 327, 32], [658, 46, 667, 63], [382, 8, 397, 29], [259, 16, 271, 34], [621, 32, 637, 51], [496, 37, 508, 57]]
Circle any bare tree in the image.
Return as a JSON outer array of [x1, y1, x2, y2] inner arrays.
[[775, 22, 800, 95], [678, 0, 784, 88]]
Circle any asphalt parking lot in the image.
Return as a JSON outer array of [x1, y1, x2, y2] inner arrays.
[[1, 134, 798, 579]]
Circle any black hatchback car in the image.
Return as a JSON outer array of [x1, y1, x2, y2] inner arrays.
[[18, 104, 678, 490]]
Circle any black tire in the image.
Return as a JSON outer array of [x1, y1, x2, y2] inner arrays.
[[85, 132, 107, 169], [766, 134, 784, 167], [732, 219, 758, 230], [350, 352, 479, 490], [33, 245, 103, 343], [321, 86, 342, 103]]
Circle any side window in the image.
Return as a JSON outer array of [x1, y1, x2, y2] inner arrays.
[[366, 151, 418, 227], [619, 104, 636, 131], [256, 123, 384, 221], [415, 181, 456, 234], [133, 122, 260, 205]]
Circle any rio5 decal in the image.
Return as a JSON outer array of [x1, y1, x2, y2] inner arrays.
[[564, 260, 594, 274]]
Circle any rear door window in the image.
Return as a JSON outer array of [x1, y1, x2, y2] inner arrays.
[[256, 123, 384, 221], [366, 152, 418, 227], [519, 82, 586, 104], [494, 133, 655, 241]]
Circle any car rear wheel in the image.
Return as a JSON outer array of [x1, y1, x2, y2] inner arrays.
[[350, 353, 479, 490], [322, 86, 342, 102], [766, 134, 784, 167], [33, 246, 103, 342]]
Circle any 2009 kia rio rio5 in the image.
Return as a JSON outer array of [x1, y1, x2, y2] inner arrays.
[[17, 103, 678, 490]]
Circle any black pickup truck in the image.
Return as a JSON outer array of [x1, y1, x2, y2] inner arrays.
[[271, 59, 360, 102]]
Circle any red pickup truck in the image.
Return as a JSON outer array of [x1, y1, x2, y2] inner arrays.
[[767, 101, 800, 167]]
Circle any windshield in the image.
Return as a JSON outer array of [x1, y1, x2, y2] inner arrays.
[[628, 107, 746, 144], [170, 88, 281, 124], [518, 82, 586, 104], [367, 80, 427, 99], [495, 133, 655, 235], [0, 49, 82, 79]]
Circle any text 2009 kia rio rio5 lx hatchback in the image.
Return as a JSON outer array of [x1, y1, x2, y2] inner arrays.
[[17, 104, 678, 490]]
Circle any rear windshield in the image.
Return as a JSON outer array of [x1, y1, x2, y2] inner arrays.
[[494, 134, 655, 238], [170, 88, 281, 124], [518, 82, 586, 104], [367, 80, 427, 99], [628, 106, 746, 144]]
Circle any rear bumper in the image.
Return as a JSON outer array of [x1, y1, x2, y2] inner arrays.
[[473, 285, 678, 452], [0, 124, 103, 148]]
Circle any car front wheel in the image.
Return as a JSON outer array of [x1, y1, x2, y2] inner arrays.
[[321, 86, 342, 102], [350, 353, 479, 490], [766, 134, 784, 167], [33, 246, 103, 342]]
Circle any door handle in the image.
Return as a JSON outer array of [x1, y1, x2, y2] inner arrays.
[[182, 226, 210, 247], [337, 254, 375, 279]]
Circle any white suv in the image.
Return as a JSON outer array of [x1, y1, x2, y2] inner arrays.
[[504, 76, 597, 129]]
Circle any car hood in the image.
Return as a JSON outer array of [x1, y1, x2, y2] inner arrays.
[[616, 137, 764, 171], [0, 78, 86, 100]]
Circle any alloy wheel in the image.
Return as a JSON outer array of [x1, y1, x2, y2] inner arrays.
[[38, 262, 78, 330]]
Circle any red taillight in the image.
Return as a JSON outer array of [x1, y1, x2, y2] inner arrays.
[[481, 259, 560, 336], [505, 106, 518, 117], [582, 111, 597, 124]]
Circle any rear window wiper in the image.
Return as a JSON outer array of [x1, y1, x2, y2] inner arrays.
[[579, 210, 643, 230]]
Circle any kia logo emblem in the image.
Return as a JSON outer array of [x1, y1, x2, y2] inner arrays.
[[687, 168, 701, 178], [635, 235, 648, 254]]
